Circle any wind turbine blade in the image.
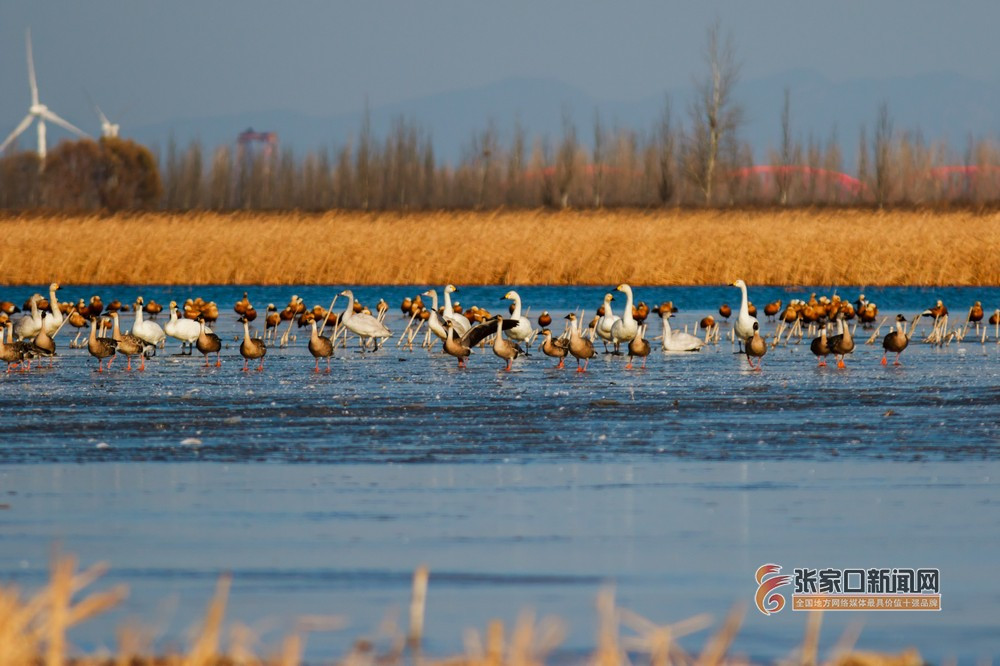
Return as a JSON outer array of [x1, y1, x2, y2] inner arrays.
[[0, 114, 35, 153], [40, 110, 89, 138], [26, 29, 39, 106], [96, 104, 110, 126]]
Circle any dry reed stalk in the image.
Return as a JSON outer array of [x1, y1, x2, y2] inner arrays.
[[408, 564, 430, 650], [2, 209, 1000, 286], [185, 573, 231, 666], [800, 611, 823, 666], [696, 603, 745, 666]]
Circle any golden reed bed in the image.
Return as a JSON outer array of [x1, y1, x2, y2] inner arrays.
[[1, 209, 998, 286], [2, 553, 922, 666]]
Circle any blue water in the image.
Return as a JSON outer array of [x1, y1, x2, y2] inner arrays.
[[1, 284, 999, 662]]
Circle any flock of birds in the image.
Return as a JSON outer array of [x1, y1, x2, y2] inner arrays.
[[1, 281, 998, 375]]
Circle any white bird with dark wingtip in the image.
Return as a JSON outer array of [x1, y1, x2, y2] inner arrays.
[[502, 290, 533, 343], [340, 290, 392, 351]]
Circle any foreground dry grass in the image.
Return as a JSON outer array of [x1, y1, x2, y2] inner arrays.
[[2, 209, 998, 286], [1, 553, 923, 666]]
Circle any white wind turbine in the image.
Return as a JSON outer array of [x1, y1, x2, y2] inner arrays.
[[96, 105, 120, 138], [0, 29, 90, 161]]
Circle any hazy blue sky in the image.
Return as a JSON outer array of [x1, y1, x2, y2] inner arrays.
[[1, 1, 995, 135]]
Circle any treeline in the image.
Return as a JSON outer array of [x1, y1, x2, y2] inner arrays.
[[154, 106, 1000, 211], [4, 22, 1000, 212]]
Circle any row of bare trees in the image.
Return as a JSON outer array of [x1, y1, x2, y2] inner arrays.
[[4, 22, 1000, 211]]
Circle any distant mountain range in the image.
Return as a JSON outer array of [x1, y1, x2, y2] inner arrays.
[[128, 69, 1000, 170]]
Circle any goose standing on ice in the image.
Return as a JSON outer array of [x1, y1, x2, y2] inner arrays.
[[729, 279, 758, 351], [339, 290, 392, 351], [109, 312, 152, 371], [745, 322, 767, 370], [0, 323, 27, 372], [827, 313, 855, 369], [501, 291, 533, 345], [196, 318, 222, 367], [626, 324, 651, 369], [86, 319, 117, 373], [239, 316, 266, 371], [164, 301, 202, 354], [595, 293, 620, 353], [610, 284, 639, 352], [540, 329, 570, 368], [565, 313, 596, 372], [659, 311, 705, 352], [489, 314, 525, 371], [131, 298, 166, 350], [308, 319, 333, 373], [810, 328, 830, 367], [881, 315, 911, 366], [442, 318, 516, 368]]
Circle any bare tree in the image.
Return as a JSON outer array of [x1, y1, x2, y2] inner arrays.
[[655, 97, 676, 206], [592, 109, 604, 208], [873, 102, 893, 208], [856, 125, 869, 204], [685, 20, 743, 205], [771, 88, 800, 205], [356, 100, 373, 210], [555, 109, 577, 208]]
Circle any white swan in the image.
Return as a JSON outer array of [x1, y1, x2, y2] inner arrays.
[[502, 290, 533, 342], [13, 295, 43, 340], [164, 300, 203, 354], [595, 293, 620, 352], [730, 279, 759, 347], [442, 284, 471, 334], [421, 289, 449, 340], [131, 297, 166, 347], [659, 312, 705, 352], [340, 290, 392, 351], [610, 284, 639, 348], [40, 283, 63, 336]]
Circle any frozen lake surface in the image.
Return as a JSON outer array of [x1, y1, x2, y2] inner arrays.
[[1, 285, 999, 661]]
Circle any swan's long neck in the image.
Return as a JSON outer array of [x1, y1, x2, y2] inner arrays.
[[738, 283, 749, 317], [427, 291, 438, 311], [622, 288, 635, 323], [49, 288, 60, 318], [30, 299, 41, 324], [604, 297, 614, 318], [510, 294, 522, 319], [134, 304, 144, 326], [442, 289, 452, 313], [343, 294, 355, 320], [169, 308, 179, 325], [661, 314, 672, 336]]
